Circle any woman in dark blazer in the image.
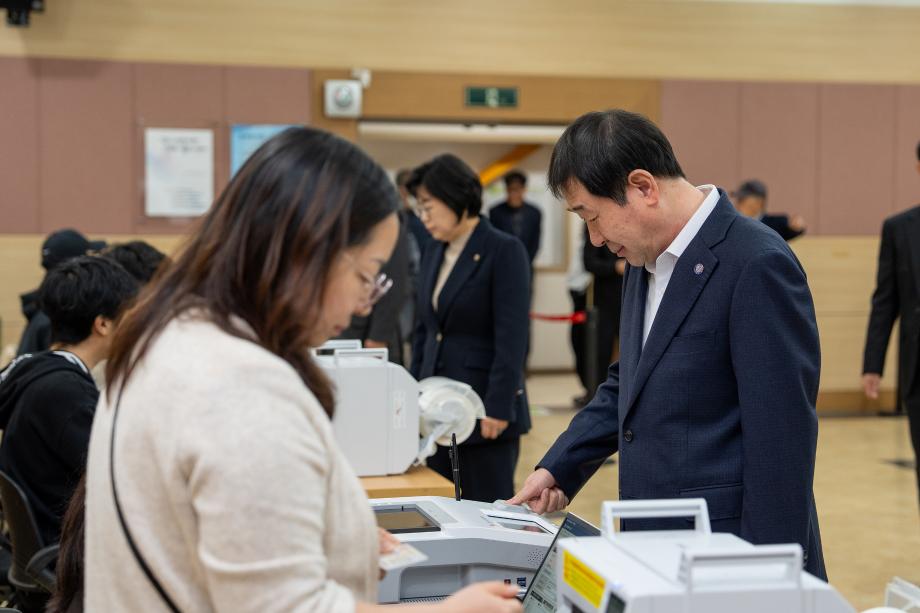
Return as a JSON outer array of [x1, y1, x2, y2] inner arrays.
[[408, 154, 531, 503]]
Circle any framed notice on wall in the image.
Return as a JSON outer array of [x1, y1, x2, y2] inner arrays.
[[144, 127, 215, 217]]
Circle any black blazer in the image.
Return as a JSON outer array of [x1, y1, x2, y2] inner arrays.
[[489, 202, 542, 264], [864, 205, 920, 404], [411, 217, 531, 442]]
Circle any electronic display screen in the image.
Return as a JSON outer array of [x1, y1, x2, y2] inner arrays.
[[522, 513, 601, 613], [375, 508, 441, 534]]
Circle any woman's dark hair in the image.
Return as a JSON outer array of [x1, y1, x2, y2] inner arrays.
[[102, 241, 168, 284], [105, 127, 400, 416], [548, 109, 685, 205], [47, 474, 86, 613], [406, 154, 482, 220], [40, 255, 140, 345]]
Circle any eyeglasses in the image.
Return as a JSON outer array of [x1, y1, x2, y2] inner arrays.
[[413, 204, 434, 219], [345, 255, 393, 307]]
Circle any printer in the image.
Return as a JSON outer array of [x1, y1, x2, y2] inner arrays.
[[371, 496, 557, 603], [555, 499, 856, 613], [314, 341, 419, 477]]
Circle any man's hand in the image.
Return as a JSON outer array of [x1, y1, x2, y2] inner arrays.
[[789, 215, 807, 232], [480, 417, 509, 440], [505, 468, 569, 514], [862, 373, 882, 400], [364, 339, 387, 349]]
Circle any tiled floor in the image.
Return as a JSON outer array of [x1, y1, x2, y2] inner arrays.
[[520, 373, 920, 611]]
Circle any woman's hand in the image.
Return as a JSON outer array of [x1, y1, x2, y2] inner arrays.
[[378, 527, 399, 555], [480, 417, 509, 440], [378, 528, 400, 579], [438, 582, 522, 612]]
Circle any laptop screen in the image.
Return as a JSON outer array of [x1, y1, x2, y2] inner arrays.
[[522, 513, 601, 612]]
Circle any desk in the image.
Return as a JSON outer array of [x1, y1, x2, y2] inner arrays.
[[361, 465, 456, 499]]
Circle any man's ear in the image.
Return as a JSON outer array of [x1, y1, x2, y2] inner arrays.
[[626, 169, 659, 204], [93, 316, 114, 338]]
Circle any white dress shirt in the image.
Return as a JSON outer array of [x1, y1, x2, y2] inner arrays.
[[643, 185, 720, 346]]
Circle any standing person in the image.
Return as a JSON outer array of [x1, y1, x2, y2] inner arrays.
[[862, 140, 920, 505], [410, 154, 531, 503], [733, 179, 807, 241], [582, 226, 625, 397], [508, 110, 826, 580], [489, 170, 542, 267], [335, 213, 411, 365], [17, 229, 107, 356], [566, 226, 593, 408], [83, 128, 522, 612]]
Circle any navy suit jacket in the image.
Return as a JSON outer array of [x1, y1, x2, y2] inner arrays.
[[411, 217, 532, 443], [539, 191, 826, 579], [489, 202, 542, 264]]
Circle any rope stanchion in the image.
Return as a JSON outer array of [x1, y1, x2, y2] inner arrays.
[[530, 311, 587, 324]]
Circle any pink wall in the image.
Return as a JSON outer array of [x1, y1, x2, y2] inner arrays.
[[662, 80, 920, 235], [0, 57, 312, 235]]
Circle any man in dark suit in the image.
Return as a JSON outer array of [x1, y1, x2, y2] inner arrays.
[[862, 140, 920, 504], [733, 179, 807, 241], [489, 170, 542, 266], [509, 110, 826, 579]]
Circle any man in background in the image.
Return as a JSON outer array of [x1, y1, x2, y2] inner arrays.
[[862, 140, 920, 505], [733, 179, 807, 241], [489, 170, 543, 267], [17, 229, 106, 356]]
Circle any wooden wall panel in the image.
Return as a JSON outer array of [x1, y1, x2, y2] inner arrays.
[[894, 86, 920, 212], [817, 84, 898, 235], [0, 58, 40, 232], [2, 1, 920, 85], [660, 81, 741, 191], [225, 66, 312, 124], [37, 59, 135, 233], [739, 83, 820, 232], [360, 72, 660, 124]]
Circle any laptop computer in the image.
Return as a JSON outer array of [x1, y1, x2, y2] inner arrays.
[[521, 512, 601, 612]]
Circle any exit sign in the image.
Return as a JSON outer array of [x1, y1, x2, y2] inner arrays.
[[465, 86, 518, 108]]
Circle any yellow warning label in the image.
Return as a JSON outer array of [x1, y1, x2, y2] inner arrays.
[[563, 550, 606, 609]]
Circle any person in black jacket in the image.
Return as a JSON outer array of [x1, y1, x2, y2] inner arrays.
[[335, 209, 412, 364], [862, 140, 920, 504], [0, 256, 138, 545], [733, 179, 807, 241], [488, 170, 542, 266], [17, 229, 107, 357], [582, 226, 625, 397], [409, 154, 531, 503]]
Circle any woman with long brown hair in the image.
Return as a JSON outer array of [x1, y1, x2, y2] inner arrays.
[[82, 128, 521, 612]]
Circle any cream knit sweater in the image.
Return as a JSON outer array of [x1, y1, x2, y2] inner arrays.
[[84, 312, 379, 612]]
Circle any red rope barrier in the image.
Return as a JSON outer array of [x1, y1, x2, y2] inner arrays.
[[530, 311, 587, 323]]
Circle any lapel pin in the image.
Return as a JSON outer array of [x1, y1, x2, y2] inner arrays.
[[694, 263, 704, 275], [473, 253, 481, 262]]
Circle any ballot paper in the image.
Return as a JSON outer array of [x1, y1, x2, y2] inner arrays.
[[379, 542, 429, 572]]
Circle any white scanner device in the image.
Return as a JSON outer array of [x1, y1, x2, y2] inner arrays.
[[315, 341, 419, 477], [371, 496, 556, 603], [555, 499, 856, 613]]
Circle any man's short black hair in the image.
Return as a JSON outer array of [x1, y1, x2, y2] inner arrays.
[[102, 241, 167, 284], [548, 109, 685, 205], [39, 255, 139, 345], [395, 168, 413, 188], [503, 170, 527, 188], [407, 154, 482, 220]]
